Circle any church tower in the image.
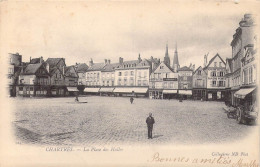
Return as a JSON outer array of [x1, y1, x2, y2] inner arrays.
[[163, 43, 170, 66], [172, 43, 180, 72]]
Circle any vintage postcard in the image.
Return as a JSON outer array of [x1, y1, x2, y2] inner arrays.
[[0, 0, 259, 166]]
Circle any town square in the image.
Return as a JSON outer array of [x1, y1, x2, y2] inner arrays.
[[13, 96, 256, 146], [5, 4, 258, 145]]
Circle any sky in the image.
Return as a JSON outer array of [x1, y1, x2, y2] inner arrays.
[[1, 1, 258, 68]]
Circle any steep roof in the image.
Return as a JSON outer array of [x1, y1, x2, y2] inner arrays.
[[64, 66, 78, 78], [46, 58, 65, 68], [76, 63, 89, 72], [204, 53, 226, 69], [102, 63, 120, 72], [178, 66, 193, 71], [87, 63, 105, 71], [152, 61, 174, 73], [49, 67, 62, 76], [193, 66, 206, 74], [20, 63, 43, 75]]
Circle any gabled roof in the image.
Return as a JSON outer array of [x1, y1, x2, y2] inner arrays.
[[87, 63, 105, 71], [49, 67, 62, 76], [76, 63, 89, 72], [102, 63, 120, 72], [152, 61, 174, 73], [193, 66, 206, 75], [178, 66, 193, 71], [64, 66, 78, 78], [21, 63, 43, 75], [204, 53, 226, 69], [226, 58, 232, 71], [46, 58, 65, 68]]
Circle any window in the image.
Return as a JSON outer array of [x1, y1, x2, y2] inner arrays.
[[249, 67, 253, 83], [198, 71, 201, 75], [163, 82, 167, 88], [220, 71, 224, 77], [130, 71, 134, 76], [160, 66, 164, 69], [212, 81, 216, 86], [19, 87, 23, 91], [183, 76, 187, 81], [124, 78, 127, 85], [170, 82, 173, 88], [103, 81, 105, 86], [124, 71, 128, 76], [143, 80, 148, 86], [212, 71, 216, 76], [219, 81, 224, 87], [138, 80, 141, 86], [214, 62, 217, 67], [118, 72, 122, 76], [130, 77, 134, 86], [107, 81, 109, 86], [118, 78, 121, 85], [219, 62, 222, 67], [158, 73, 161, 79], [144, 71, 147, 78], [112, 81, 114, 86]]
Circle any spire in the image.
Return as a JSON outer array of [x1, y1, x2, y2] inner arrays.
[[173, 42, 180, 72], [164, 43, 170, 66]]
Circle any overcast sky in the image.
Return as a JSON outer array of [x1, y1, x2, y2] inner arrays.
[[2, 1, 258, 68]]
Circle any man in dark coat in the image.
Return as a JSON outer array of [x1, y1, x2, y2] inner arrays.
[[130, 97, 134, 104], [146, 113, 155, 139]]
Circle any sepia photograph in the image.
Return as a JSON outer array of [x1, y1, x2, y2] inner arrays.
[[0, 0, 259, 166]]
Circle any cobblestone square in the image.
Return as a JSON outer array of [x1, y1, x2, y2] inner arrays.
[[12, 96, 256, 146]]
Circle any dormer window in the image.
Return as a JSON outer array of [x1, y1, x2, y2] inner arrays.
[[198, 71, 201, 75], [160, 66, 164, 69]]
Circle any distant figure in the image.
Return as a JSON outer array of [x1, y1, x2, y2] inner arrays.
[[75, 96, 79, 102], [146, 113, 155, 139], [130, 97, 134, 104]]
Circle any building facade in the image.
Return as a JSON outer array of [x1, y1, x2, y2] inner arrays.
[[17, 63, 50, 97], [204, 54, 226, 101], [230, 14, 255, 106], [192, 66, 207, 100], [178, 66, 193, 99], [8, 53, 22, 96], [149, 62, 178, 99]]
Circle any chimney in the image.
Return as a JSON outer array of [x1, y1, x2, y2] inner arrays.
[[138, 53, 141, 63], [40, 56, 43, 63], [89, 58, 94, 67], [46, 63, 50, 73], [189, 63, 192, 69], [104, 59, 107, 64], [204, 54, 208, 67], [119, 57, 123, 64], [30, 57, 32, 63], [192, 64, 195, 71], [108, 59, 111, 64]]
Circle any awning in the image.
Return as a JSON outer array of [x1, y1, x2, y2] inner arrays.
[[114, 87, 148, 94], [178, 90, 192, 95], [163, 90, 178, 94], [99, 87, 115, 92], [234, 87, 256, 99], [67, 87, 79, 92], [84, 87, 100, 93]]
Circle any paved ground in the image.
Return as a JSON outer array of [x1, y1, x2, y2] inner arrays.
[[12, 96, 256, 146]]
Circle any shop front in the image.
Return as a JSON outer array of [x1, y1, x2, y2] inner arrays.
[[178, 89, 192, 100], [207, 89, 225, 101], [162, 89, 178, 99], [192, 88, 207, 100], [114, 87, 148, 97], [149, 89, 163, 99], [99, 87, 115, 96], [84, 87, 100, 96]]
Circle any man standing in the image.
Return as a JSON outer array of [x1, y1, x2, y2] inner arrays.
[[130, 97, 134, 104], [146, 113, 155, 139]]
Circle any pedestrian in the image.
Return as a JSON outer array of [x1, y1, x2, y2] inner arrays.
[[130, 97, 134, 104], [75, 96, 79, 102], [146, 113, 155, 139]]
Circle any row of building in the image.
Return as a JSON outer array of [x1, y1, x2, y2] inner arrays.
[[7, 14, 257, 103], [224, 14, 257, 109]]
